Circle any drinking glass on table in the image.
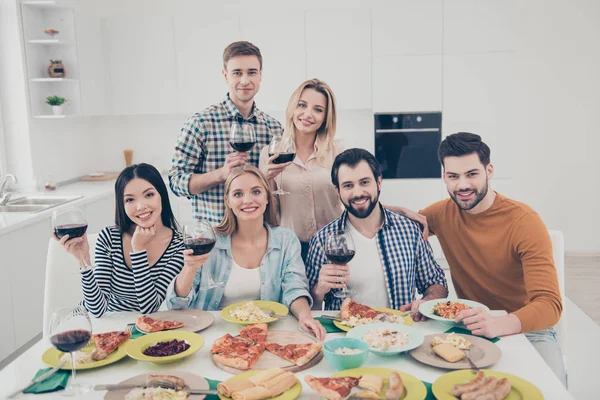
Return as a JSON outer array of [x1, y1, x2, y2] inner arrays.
[[325, 230, 356, 299], [48, 306, 92, 396], [183, 220, 223, 290], [268, 135, 296, 195], [229, 120, 256, 153]]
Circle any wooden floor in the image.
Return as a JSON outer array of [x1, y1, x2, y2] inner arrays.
[[566, 254, 600, 325]]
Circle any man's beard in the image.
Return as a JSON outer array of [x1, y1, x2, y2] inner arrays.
[[449, 180, 489, 211], [343, 189, 381, 219]]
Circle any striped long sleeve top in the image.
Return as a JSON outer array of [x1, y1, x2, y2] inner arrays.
[[80, 226, 184, 317]]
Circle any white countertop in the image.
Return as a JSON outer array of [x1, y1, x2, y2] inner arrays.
[[0, 179, 116, 236], [0, 311, 572, 399]]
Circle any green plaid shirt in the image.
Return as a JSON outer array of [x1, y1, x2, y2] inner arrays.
[[169, 94, 282, 224]]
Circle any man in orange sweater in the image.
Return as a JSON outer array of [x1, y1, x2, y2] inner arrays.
[[401, 132, 565, 386]]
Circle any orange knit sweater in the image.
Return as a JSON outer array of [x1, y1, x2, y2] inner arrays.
[[420, 192, 562, 333]]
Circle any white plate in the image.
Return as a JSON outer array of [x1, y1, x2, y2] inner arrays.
[[418, 298, 490, 324]]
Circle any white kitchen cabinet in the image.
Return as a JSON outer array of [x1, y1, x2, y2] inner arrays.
[[1, 218, 52, 349], [74, 7, 110, 116], [372, 54, 442, 113], [174, 3, 241, 114], [305, 9, 371, 110], [241, 9, 306, 113], [105, 16, 178, 115], [372, 0, 443, 56], [442, 52, 516, 179], [443, 0, 516, 54], [0, 262, 15, 363]]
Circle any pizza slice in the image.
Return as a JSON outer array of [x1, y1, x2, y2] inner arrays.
[[212, 342, 266, 370], [340, 298, 380, 320], [136, 316, 184, 333], [305, 375, 361, 400], [210, 334, 253, 354], [239, 323, 268, 344], [266, 342, 322, 366], [91, 330, 131, 361]]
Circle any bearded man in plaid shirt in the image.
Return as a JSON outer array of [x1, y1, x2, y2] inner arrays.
[[169, 41, 282, 224], [306, 149, 447, 320]]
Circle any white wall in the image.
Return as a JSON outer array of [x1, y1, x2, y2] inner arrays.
[[3, 0, 599, 252]]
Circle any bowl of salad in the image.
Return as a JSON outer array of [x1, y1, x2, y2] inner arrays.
[[347, 323, 424, 356]]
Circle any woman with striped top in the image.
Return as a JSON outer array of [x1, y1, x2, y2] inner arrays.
[[56, 163, 202, 317]]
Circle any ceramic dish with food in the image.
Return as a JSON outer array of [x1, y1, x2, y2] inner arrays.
[[418, 299, 490, 324], [127, 331, 204, 365], [346, 322, 424, 356]]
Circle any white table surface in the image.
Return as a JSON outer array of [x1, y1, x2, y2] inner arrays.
[[0, 311, 572, 399]]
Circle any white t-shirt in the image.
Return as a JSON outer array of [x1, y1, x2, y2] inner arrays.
[[346, 221, 391, 308], [219, 258, 261, 308]]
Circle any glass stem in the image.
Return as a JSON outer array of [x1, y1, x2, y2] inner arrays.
[[70, 353, 77, 385]]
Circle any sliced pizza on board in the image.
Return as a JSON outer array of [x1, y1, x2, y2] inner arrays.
[[266, 342, 323, 366], [239, 323, 268, 344]]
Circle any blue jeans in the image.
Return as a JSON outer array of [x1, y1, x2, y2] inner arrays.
[[525, 327, 567, 387]]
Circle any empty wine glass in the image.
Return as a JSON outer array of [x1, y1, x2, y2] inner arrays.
[[48, 306, 92, 396], [268, 135, 296, 195], [229, 121, 256, 153], [183, 220, 223, 290], [325, 230, 357, 299]]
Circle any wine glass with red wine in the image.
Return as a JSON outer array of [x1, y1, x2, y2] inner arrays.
[[52, 208, 88, 240], [325, 230, 357, 299], [48, 305, 92, 396], [268, 135, 296, 195], [230, 121, 256, 153], [183, 220, 223, 290]]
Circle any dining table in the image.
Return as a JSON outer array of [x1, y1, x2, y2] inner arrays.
[[0, 310, 573, 399]]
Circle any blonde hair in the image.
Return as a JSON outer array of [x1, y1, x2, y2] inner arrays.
[[215, 165, 277, 236], [285, 79, 337, 167]]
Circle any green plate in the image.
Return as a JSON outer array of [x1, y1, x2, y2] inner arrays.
[[432, 369, 543, 400], [333, 307, 413, 332], [41, 339, 131, 370], [126, 330, 204, 364], [220, 300, 289, 325], [418, 299, 490, 324], [218, 370, 302, 400], [332, 367, 427, 400]]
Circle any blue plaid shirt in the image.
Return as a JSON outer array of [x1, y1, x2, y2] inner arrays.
[[306, 206, 447, 310], [169, 94, 283, 224]]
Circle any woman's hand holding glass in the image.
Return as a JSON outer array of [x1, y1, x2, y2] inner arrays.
[[267, 135, 296, 195], [53, 208, 90, 267], [182, 249, 211, 272]]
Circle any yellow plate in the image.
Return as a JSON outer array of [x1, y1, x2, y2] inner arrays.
[[41, 340, 131, 370], [432, 369, 544, 400], [220, 300, 289, 325], [332, 367, 427, 400], [126, 330, 204, 364], [333, 307, 413, 331], [218, 370, 302, 400]]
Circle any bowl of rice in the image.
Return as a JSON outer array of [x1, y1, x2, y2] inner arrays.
[[323, 337, 369, 371], [346, 322, 424, 356]]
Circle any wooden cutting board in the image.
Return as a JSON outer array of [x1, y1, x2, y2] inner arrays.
[[212, 329, 323, 375], [80, 172, 120, 182]]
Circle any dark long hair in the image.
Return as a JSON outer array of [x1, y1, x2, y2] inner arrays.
[[114, 163, 178, 234]]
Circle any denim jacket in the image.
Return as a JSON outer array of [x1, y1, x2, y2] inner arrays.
[[166, 225, 313, 310]]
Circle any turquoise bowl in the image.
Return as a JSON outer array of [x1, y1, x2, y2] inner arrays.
[[323, 337, 369, 371]]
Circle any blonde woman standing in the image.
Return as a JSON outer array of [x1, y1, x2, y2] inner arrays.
[[166, 164, 325, 339], [260, 79, 423, 261]]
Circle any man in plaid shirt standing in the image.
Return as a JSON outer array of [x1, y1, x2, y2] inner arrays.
[[169, 41, 283, 224], [306, 149, 447, 318]]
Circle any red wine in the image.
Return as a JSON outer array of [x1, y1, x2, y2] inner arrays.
[[230, 141, 255, 152], [54, 223, 88, 239], [268, 153, 296, 164], [184, 238, 216, 255], [50, 329, 91, 353], [326, 250, 356, 265]]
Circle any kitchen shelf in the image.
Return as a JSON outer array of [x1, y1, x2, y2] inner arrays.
[[31, 78, 78, 82], [33, 115, 67, 119], [27, 39, 70, 45], [21, 0, 75, 9]]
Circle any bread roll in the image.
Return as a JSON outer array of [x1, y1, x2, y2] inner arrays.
[[217, 379, 255, 397], [261, 372, 298, 397], [359, 374, 383, 393], [248, 368, 286, 386], [231, 386, 271, 400]]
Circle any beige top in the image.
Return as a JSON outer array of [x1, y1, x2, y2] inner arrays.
[[259, 140, 344, 243]]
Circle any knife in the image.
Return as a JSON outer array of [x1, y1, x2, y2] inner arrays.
[[94, 384, 218, 395], [319, 314, 343, 322], [7, 360, 67, 398]]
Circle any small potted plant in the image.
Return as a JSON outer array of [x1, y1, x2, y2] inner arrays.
[[46, 96, 67, 115]]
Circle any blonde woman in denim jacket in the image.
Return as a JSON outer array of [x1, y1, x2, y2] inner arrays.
[[166, 164, 326, 340]]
